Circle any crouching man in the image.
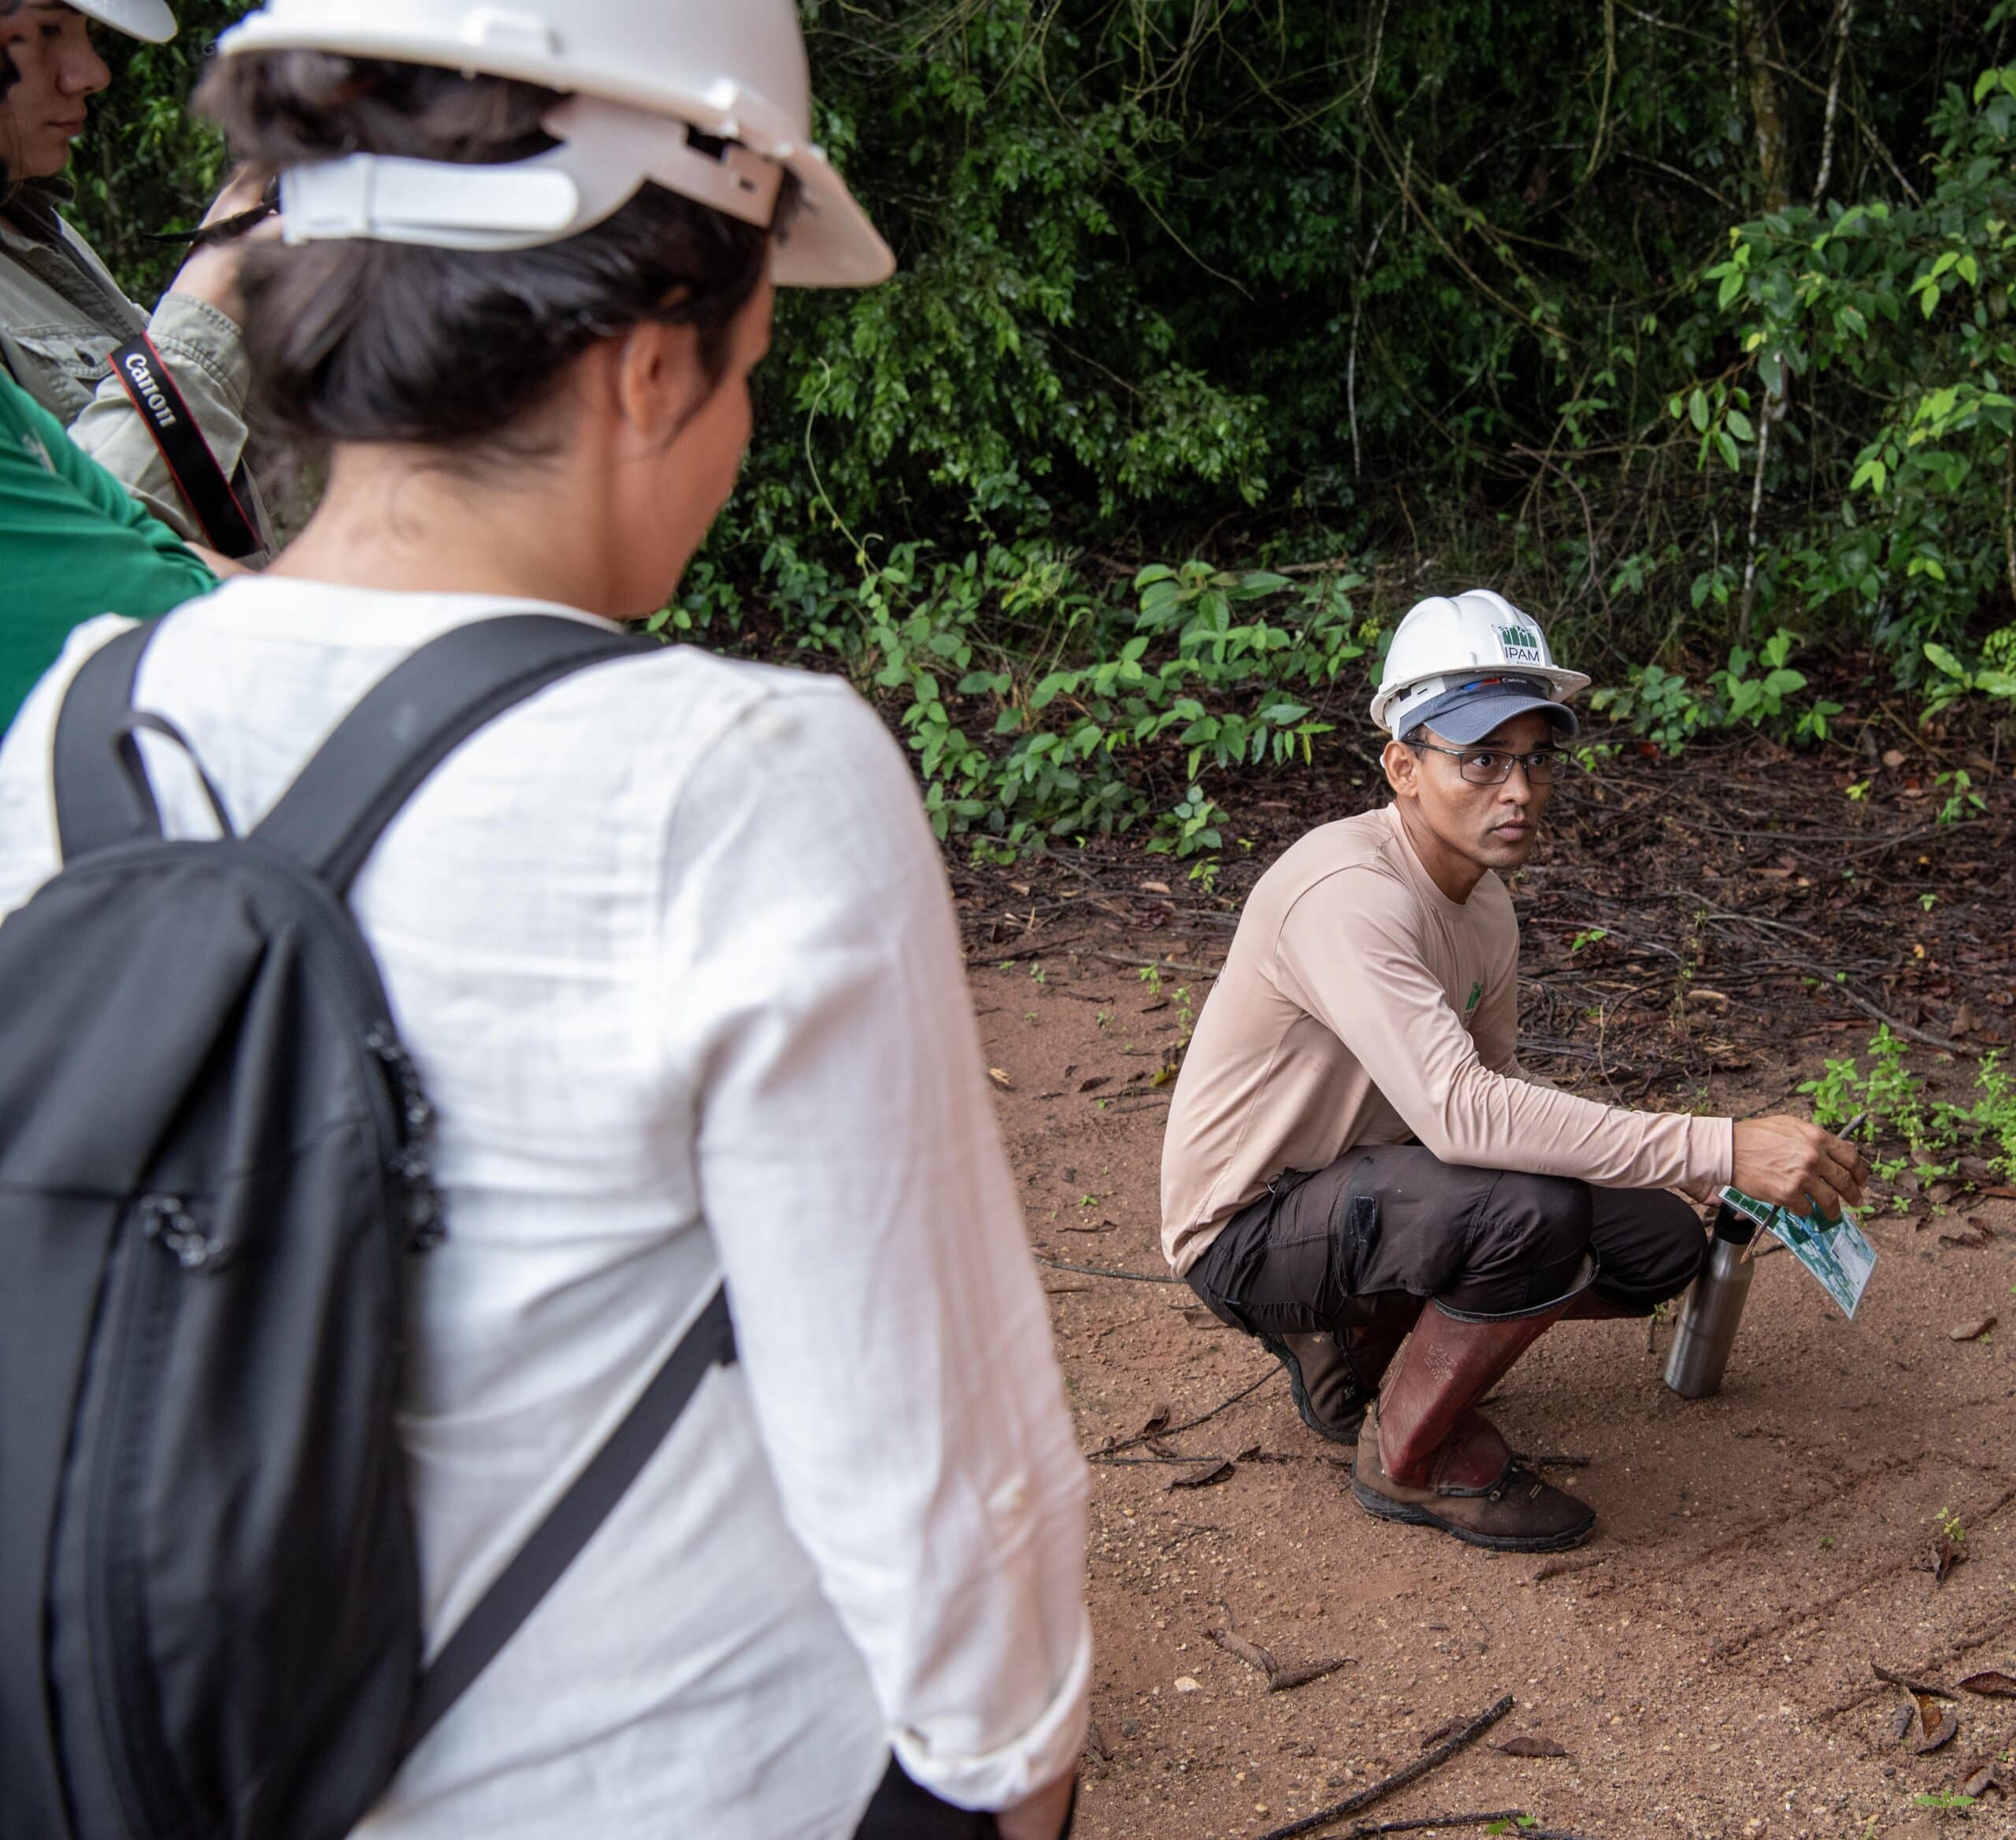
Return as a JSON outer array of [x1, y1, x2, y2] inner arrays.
[[1160, 590, 1867, 1553]]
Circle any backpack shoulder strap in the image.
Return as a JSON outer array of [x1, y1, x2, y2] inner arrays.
[[399, 1282, 738, 1760], [254, 613, 654, 894], [53, 621, 166, 861]]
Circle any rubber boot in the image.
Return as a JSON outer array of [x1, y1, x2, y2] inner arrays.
[[1258, 1293, 1423, 1445], [1351, 1302, 1595, 1552]]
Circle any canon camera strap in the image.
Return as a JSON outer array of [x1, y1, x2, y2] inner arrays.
[[106, 333, 263, 559]]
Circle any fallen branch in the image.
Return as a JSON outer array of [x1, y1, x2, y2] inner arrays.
[[1254, 1693, 1516, 1840], [1764, 957, 1975, 1058], [1340, 1812, 1525, 1837]]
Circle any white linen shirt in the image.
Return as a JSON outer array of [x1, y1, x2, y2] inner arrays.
[[0, 581, 1091, 1839]]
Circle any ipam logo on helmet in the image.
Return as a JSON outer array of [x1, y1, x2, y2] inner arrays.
[[1495, 622, 1544, 666], [120, 350, 180, 433]]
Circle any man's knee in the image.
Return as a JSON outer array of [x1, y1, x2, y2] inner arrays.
[[1592, 1189, 1705, 1309], [1441, 1170, 1593, 1316]]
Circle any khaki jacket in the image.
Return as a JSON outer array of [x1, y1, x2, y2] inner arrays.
[[0, 186, 272, 551]]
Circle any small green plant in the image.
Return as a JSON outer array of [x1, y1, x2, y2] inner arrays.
[[1936, 1506, 1966, 1544], [1934, 769, 1986, 825], [1920, 893, 1939, 911], [1485, 1821, 1540, 1835], [1138, 964, 1165, 999], [1913, 1790, 1977, 1811], [1819, 1534, 1836, 1549], [1801, 1025, 1932, 1177], [1173, 986, 1197, 1041], [1028, 963, 1047, 986], [1096, 1008, 1114, 1030], [1846, 778, 1873, 802], [1569, 927, 1610, 954], [1149, 785, 1228, 860]]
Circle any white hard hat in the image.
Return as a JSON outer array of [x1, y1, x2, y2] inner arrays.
[[1371, 589, 1592, 738], [217, 0, 893, 289], [68, 0, 177, 43]]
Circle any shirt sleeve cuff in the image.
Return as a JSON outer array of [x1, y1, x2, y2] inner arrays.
[[1685, 1115, 1736, 1201], [149, 293, 253, 410], [890, 1613, 1092, 1813]]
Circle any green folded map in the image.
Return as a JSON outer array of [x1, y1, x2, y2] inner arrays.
[[1719, 1186, 1877, 1319]]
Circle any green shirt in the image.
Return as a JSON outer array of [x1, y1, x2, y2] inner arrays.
[[0, 373, 215, 731]]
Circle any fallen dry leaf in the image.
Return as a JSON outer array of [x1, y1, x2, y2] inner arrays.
[[1948, 1316, 1996, 1341], [1136, 1403, 1172, 1439], [1963, 1760, 2010, 1797], [1496, 1734, 1571, 1758], [1940, 1226, 1995, 1250], [988, 1067, 1014, 1090], [1912, 1704, 1959, 1754], [1168, 1458, 1236, 1490], [1917, 1537, 1968, 1585], [1140, 881, 1173, 896], [1077, 1075, 1113, 1093], [1959, 1670, 2016, 1697]]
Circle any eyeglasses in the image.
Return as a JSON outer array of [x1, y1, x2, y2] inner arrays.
[[1408, 741, 1564, 786]]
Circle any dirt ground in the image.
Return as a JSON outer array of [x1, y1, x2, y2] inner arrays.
[[958, 733, 2016, 1840]]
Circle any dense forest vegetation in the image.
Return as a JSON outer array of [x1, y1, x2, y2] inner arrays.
[[78, 1, 2016, 855]]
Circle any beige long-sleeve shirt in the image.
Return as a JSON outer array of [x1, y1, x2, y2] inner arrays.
[[1160, 804, 1734, 1274]]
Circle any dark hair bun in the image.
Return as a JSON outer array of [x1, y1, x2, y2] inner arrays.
[[198, 53, 771, 454]]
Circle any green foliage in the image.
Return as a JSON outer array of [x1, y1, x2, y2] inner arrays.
[[1588, 629, 1840, 751], [1803, 1029, 2016, 1182], [57, 1, 2016, 834], [661, 542, 1373, 852], [65, 3, 241, 299], [1695, 57, 2016, 690]]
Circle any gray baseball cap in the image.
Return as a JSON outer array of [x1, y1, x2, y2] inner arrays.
[[1403, 674, 1579, 745]]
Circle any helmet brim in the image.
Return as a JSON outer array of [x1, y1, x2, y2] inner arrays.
[[1406, 686, 1580, 744], [69, 0, 177, 43], [772, 147, 895, 288], [219, 13, 894, 289]]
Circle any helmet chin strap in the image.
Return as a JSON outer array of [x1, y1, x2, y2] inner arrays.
[[279, 96, 785, 252]]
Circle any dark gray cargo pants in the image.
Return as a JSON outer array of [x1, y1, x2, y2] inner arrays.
[[1186, 1144, 1705, 1331]]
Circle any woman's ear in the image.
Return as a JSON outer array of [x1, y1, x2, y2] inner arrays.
[[610, 319, 713, 451]]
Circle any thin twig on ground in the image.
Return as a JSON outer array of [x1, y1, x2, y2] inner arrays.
[[1253, 1693, 1516, 1840], [1091, 1368, 1278, 1459], [1034, 1255, 1180, 1284], [1339, 1818, 1525, 1838]]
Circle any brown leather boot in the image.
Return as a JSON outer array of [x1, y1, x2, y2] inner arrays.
[[1350, 1302, 1595, 1552], [1258, 1293, 1422, 1445]]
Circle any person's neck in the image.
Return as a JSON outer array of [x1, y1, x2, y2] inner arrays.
[[269, 446, 628, 618], [1392, 799, 1488, 903]]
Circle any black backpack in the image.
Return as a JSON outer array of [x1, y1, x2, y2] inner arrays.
[[0, 614, 739, 1840]]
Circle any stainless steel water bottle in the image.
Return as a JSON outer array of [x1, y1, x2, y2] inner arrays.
[[1662, 1204, 1758, 1399]]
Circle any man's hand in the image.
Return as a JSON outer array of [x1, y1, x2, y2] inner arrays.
[[1731, 1115, 1870, 1219], [995, 1769, 1077, 1840]]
